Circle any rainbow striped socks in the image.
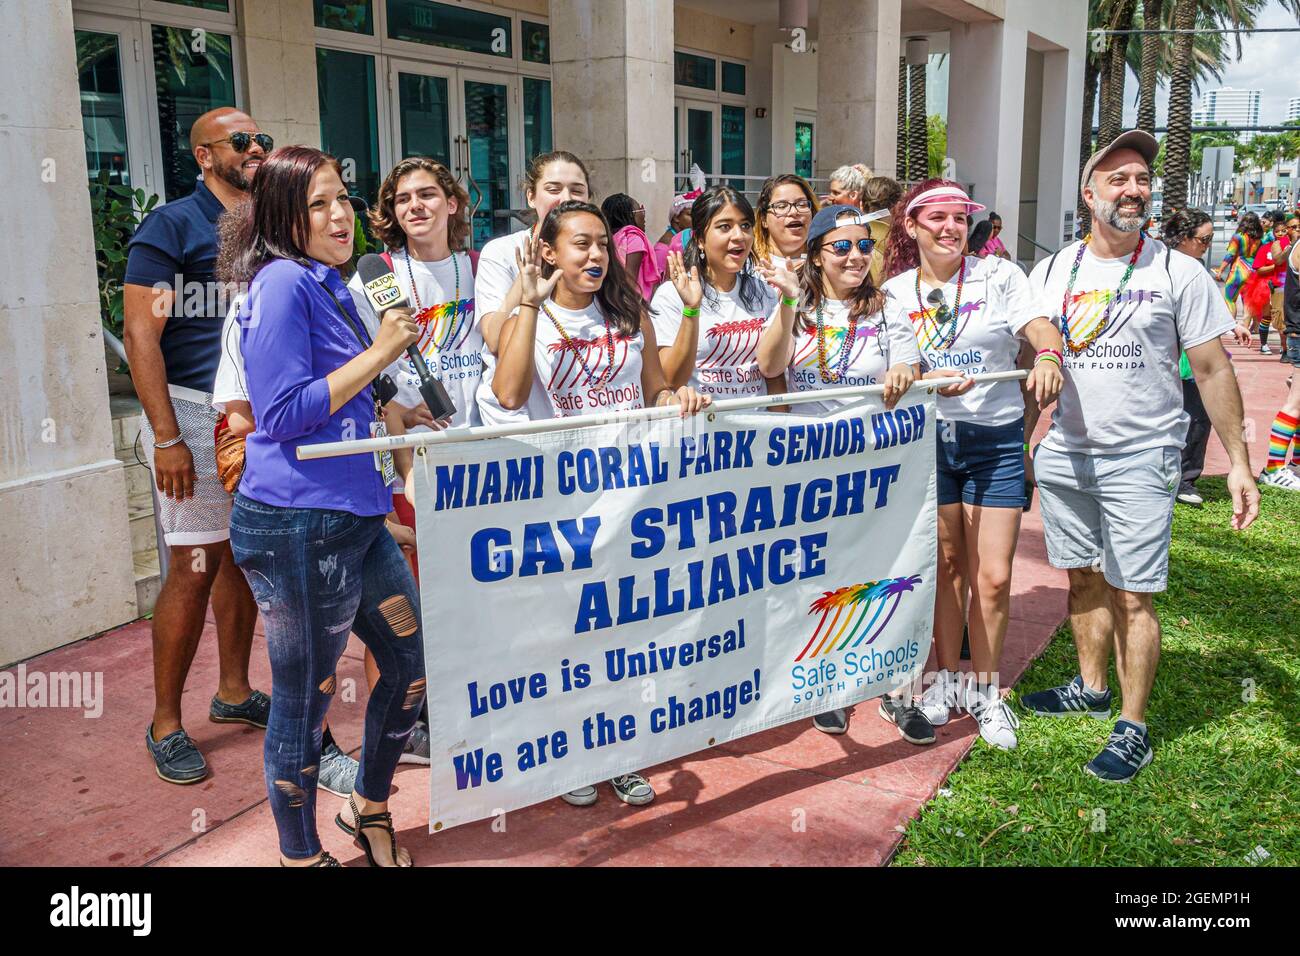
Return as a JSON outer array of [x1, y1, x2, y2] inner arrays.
[[1266, 411, 1299, 473]]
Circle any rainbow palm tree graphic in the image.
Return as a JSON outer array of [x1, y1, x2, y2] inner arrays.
[[794, 575, 922, 661]]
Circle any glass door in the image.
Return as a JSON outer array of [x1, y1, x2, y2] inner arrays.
[[72, 14, 157, 193], [388, 61, 516, 249], [460, 71, 512, 249], [794, 111, 816, 180], [675, 100, 719, 184], [389, 59, 456, 170]]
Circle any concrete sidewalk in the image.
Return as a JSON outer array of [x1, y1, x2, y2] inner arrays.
[[1, 341, 1289, 867]]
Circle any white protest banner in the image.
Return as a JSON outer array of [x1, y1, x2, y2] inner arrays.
[[412, 395, 937, 831]]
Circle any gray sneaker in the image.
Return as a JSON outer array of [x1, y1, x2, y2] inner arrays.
[[812, 708, 849, 734], [318, 741, 358, 797], [399, 721, 430, 765], [146, 724, 208, 785], [610, 772, 655, 806], [561, 785, 598, 807]]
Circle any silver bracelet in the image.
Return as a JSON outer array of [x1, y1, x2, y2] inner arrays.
[[153, 434, 186, 449]]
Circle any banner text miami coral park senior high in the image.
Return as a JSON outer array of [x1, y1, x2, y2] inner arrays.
[[426, 401, 929, 635]]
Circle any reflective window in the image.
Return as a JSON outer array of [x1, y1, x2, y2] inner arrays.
[[795, 121, 814, 180], [151, 24, 236, 201], [314, 0, 374, 34], [523, 77, 552, 163], [158, 0, 230, 10], [722, 105, 745, 189], [317, 48, 381, 205], [522, 20, 549, 64], [464, 80, 510, 246], [386, 0, 512, 58], [77, 30, 132, 186], [395, 71, 452, 167], [675, 51, 715, 91], [722, 61, 745, 96]]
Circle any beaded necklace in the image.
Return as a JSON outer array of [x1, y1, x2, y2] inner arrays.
[[403, 247, 460, 317], [1060, 232, 1144, 355], [913, 257, 966, 350], [542, 301, 617, 388], [814, 299, 859, 384]]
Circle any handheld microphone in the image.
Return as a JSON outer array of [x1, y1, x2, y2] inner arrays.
[[356, 252, 457, 422]]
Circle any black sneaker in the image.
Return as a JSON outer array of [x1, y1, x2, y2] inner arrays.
[[209, 689, 271, 729], [1084, 719, 1153, 782], [146, 724, 208, 784], [812, 708, 848, 734], [877, 695, 936, 745], [1021, 675, 1112, 718]]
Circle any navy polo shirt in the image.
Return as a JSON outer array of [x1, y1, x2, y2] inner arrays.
[[124, 178, 229, 392]]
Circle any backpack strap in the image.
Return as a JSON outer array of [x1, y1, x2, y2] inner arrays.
[[381, 250, 394, 271]]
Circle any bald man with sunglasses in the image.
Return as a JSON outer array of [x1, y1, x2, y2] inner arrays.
[[123, 107, 272, 785]]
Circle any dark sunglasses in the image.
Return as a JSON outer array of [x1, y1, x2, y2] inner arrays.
[[825, 237, 875, 257], [203, 131, 274, 154]]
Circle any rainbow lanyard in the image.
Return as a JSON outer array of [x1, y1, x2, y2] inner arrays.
[[542, 302, 617, 387], [1060, 232, 1144, 355]]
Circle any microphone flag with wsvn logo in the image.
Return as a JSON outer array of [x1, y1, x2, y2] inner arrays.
[[412, 395, 938, 831]]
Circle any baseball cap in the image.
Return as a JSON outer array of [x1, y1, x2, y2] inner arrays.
[[806, 204, 889, 249], [1080, 129, 1159, 194]]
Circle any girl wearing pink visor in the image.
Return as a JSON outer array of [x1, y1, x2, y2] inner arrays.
[[881, 180, 1064, 751]]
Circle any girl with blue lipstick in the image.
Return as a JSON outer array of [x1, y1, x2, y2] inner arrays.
[[492, 200, 711, 807]]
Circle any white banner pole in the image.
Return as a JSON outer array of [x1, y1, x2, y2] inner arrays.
[[295, 369, 1031, 460]]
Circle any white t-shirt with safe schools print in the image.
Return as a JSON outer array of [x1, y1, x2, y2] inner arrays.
[[784, 297, 921, 416], [472, 227, 550, 424], [1028, 237, 1233, 455], [882, 255, 1039, 427], [530, 298, 647, 418], [650, 279, 776, 399], [347, 249, 482, 430]]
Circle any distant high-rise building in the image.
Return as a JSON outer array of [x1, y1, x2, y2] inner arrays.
[[1197, 88, 1262, 141], [1288, 97, 1300, 124]]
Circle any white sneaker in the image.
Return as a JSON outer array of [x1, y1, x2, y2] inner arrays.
[[964, 682, 1020, 750], [1259, 467, 1300, 491], [1261, 344, 1273, 354], [920, 669, 960, 726]]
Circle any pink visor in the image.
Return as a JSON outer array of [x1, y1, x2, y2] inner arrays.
[[905, 185, 986, 218]]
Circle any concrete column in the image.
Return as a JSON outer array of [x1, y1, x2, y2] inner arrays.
[[0, 1, 136, 663], [815, 0, 901, 180], [550, 0, 675, 231], [947, 18, 1027, 246], [1036, 47, 1081, 257], [237, 0, 321, 148]]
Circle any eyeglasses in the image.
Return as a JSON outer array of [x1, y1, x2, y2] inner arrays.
[[825, 237, 876, 257], [767, 199, 813, 216], [202, 131, 274, 154], [1190, 233, 1214, 247]]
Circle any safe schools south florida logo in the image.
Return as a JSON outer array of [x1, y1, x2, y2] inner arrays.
[[795, 575, 922, 661]]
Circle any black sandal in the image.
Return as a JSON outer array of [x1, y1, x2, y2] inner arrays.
[[335, 793, 409, 867], [281, 851, 341, 867]]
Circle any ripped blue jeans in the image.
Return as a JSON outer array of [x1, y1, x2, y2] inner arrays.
[[230, 494, 426, 860]]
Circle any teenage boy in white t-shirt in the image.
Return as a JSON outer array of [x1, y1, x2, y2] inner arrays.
[[1022, 130, 1259, 782]]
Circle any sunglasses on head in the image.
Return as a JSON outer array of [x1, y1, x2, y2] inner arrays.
[[825, 237, 875, 257], [203, 131, 274, 154]]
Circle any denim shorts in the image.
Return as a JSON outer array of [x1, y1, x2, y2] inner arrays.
[[935, 418, 1026, 508]]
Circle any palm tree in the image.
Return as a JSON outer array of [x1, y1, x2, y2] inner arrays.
[[908, 62, 927, 183], [1136, 0, 1163, 133], [1098, 0, 1137, 148], [1077, 52, 1101, 233], [897, 57, 908, 179], [1162, 0, 1199, 213]]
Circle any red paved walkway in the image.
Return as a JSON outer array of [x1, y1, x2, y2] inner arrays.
[[1, 341, 1289, 867]]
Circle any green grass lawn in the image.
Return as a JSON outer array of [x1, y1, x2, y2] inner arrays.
[[893, 477, 1300, 866]]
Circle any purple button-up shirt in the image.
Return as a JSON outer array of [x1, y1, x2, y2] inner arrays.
[[239, 258, 392, 516]]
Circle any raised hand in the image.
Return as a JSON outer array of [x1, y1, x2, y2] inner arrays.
[[665, 250, 704, 311], [514, 233, 562, 308], [756, 258, 800, 301]]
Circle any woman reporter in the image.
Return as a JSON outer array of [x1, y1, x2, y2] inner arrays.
[[218, 146, 425, 867]]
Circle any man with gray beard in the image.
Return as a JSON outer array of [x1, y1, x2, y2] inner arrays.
[[1020, 130, 1259, 782]]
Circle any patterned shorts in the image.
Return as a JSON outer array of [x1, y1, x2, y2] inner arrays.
[[139, 392, 233, 548]]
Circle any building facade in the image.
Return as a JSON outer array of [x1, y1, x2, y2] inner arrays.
[[1195, 87, 1263, 142], [1, 0, 1086, 663]]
